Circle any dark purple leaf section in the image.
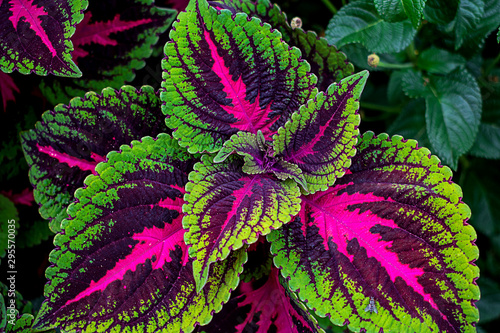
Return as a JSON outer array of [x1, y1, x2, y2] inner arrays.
[[269, 132, 480, 332], [39, 0, 176, 105], [0, 0, 86, 77], [33, 135, 246, 333], [184, 154, 301, 291], [196, 267, 322, 333], [161, 0, 317, 153], [210, 0, 354, 91], [20, 85, 166, 232]]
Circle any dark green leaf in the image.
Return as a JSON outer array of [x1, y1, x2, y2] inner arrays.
[[387, 70, 406, 104], [425, 69, 481, 169], [387, 98, 431, 148], [458, 0, 500, 56], [451, 0, 485, 49], [417, 46, 466, 74], [423, 0, 459, 24], [476, 278, 500, 323], [325, 0, 416, 53], [462, 159, 500, 236], [401, 69, 430, 98], [469, 123, 500, 159], [374, 0, 407, 22]]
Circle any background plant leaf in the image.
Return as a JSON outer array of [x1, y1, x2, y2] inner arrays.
[[210, 0, 354, 92], [0, 0, 87, 77], [374, 0, 407, 23], [195, 267, 323, 333], [417, 46, 466, 74], [161, 0, 317, 154], [424, 68, 481, 169], [33, 134, 247, 333], [184, 154, 301, 291], [39, 0, 176, 106], [423, 0, 458, 24], [20, 85, 166, 232], [451, 0, 485, 49], [268, 132, 479, 333], [0, 72, 19, 112], [273, 71, 367, 194], [325, 0, 417, 54]]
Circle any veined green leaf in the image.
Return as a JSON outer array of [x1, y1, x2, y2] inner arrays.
[[325, 0, 417, 53], [458, 0, 500, 56], [417, 46, 466, 74], [425, 68, 481, 169], [423, 0, 458, 24], [451, 0, 485, 49], [375, 0, 427, 28], [374, 0, 407, 22], [401, 69, 430, 98]]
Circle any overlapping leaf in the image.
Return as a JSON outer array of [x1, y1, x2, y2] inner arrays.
[[273, 71, 367, 194], [0, 0, 86, 77], [325, 0, 417, 54], [196, 267, 323, 333], [268, 132, 479, 333], [374, 0, 427, 27], [184, 154, 301, 291], [20, 85, 166, 232], [161, 0, 317, 153], [39, 0, 176, 105], [451, 0, 485, 49], [33, 134, 247, 333], [210, 0, 354, 92]]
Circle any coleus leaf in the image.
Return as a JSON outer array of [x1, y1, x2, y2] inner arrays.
[[215, 131, 309, 188], [33, 134, 247, 333], [0, 72, 19, 112], [325, 0, 417, 54], [268, 132, 479, 333], [272, 71, 368, 194], [0, 193, 19, 258], [0, 0, 86, 77], [184, 154, 301, 291], [39, 0, 176, 106], [196, 267, 324, 333], [161, 0, 317, 154], [20, 85, 166, 233], [209, 0, 354, 92]]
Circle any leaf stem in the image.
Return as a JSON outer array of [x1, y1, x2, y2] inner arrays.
[[377, 61, 414, 69], [361, 102, 401, 113], [320, 0, 337, 14], [406, 41, 418, 63]]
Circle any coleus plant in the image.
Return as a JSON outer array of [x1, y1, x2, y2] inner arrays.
[[15, 0, 479, 332]]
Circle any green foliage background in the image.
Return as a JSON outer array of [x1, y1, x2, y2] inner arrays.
[[0, 0, 499, 332]]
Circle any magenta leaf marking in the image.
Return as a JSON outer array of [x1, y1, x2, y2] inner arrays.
[[36, 144, 105, 175], [72, 12, 153, 62], [67, 196, 186, 306], [302, 186, 441, 314], [8, 0, 57, 56], [204, 30, 277, 138]]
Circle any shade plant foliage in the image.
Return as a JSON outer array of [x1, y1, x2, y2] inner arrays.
[[0, 0, 490, 332]]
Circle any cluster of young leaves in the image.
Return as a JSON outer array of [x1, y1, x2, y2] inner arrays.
[[0, 0, 488, 332]]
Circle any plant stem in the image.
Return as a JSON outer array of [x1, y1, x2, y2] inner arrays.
[[320, 0, 337, 14], [377, 61, 414, 69], [361, 102, 401, 113], [406, 41, 417, 63]]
